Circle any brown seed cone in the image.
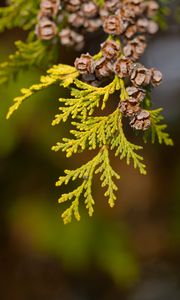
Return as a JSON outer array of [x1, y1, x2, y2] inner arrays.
[[82, 1, 98, 18], [151, 68, 163, 86], [114, 57, 132, 78], [145, 0, 159, 17], [68, 12, 85, 28], [130, 109, 151, 131], [104, 0, 121, 13], [36, 18, 57, 40], [95, 57, 113, 79], [64, 0, 81, 12], [123, 36, 147, 61], [124, 24, 138, 39], [123, 0, 145, 18], [119, 98, 141, 117], [147, 20, 159, 34], [130, 64, 152, 87], [119, 5, 137, 23], [137, 18, 149, 33], [101, 40, 120, 60], [124, 0, 143, 5], [60, 28, 84, 50], [39, 0, 60, 17], [103, 15, 125, 35], [74, 53, 94, 74], [59, 28, 74, 46], [84, 18, 102, 32], [99, 7, 110, 21], [126, 86, 146, 102]]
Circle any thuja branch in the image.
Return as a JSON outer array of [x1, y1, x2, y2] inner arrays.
[[2, 0, 173, 223], [56, 147, 120, 224], [0, 0, 38, 32], [0, 40, 59, 85], [6, 64, 79, 119]]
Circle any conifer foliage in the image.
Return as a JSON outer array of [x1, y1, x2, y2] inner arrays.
[[0, 0, 173, 223]]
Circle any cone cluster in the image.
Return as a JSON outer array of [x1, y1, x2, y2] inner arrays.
[[75, 39, 162, 131], [36, 0, 162, 132], [36, 0, 159, 54]]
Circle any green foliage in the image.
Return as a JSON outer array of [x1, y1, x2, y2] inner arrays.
[[0, 40, 59, 85], [6, 64, 79, 119], [0, 0, 38, 32], [144, 108, 173, 146], [52, 76, 120, 125], [55, 147, 120, 224], [6, 64, 173, 223], [0, 0, 61, 85]]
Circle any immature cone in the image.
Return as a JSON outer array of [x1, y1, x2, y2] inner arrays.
[[101, 40, 120, 60], [36, 18, 57, 40], [114, 57, 132, 78], [103, 15, 125, 35], [130, 64, 152, 86], [119, 98, 140, 117], [130, 110, 151, 130], [75, 53, 94, 75]]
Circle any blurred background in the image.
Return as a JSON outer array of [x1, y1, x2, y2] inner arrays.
[[0, 1, 180, 300]]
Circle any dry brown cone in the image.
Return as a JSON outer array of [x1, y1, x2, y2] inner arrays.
[[103, 15, 126, 35], [151, 68, 163, 86], [130, 109, 151, 131], [147, 20, 159, 34], [126, 86, 146, 102], [119, 98, 141, 117], [130, 64, 152, 87], [124, 24, 138, 39], [84, 18, 102, 32], [123, 36, 147, 61], [74, 53, 95, 74], [82, 1, 98, 18], [64, 0, 81, 13], [145, 0, 159, 17], [39, 0, 60, 17], [95, 57, 113, 79], [60, 28, 84, 50], [36, 17, 57, 40], [104, 0, 121, 13], [114, 56, 132, 78], [122, 0, 145, 20], [101, 40, 120, 60], [68, 12, 85, 28]]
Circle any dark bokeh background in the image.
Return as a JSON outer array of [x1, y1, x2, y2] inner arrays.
[[0, 4, 180, 300]]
